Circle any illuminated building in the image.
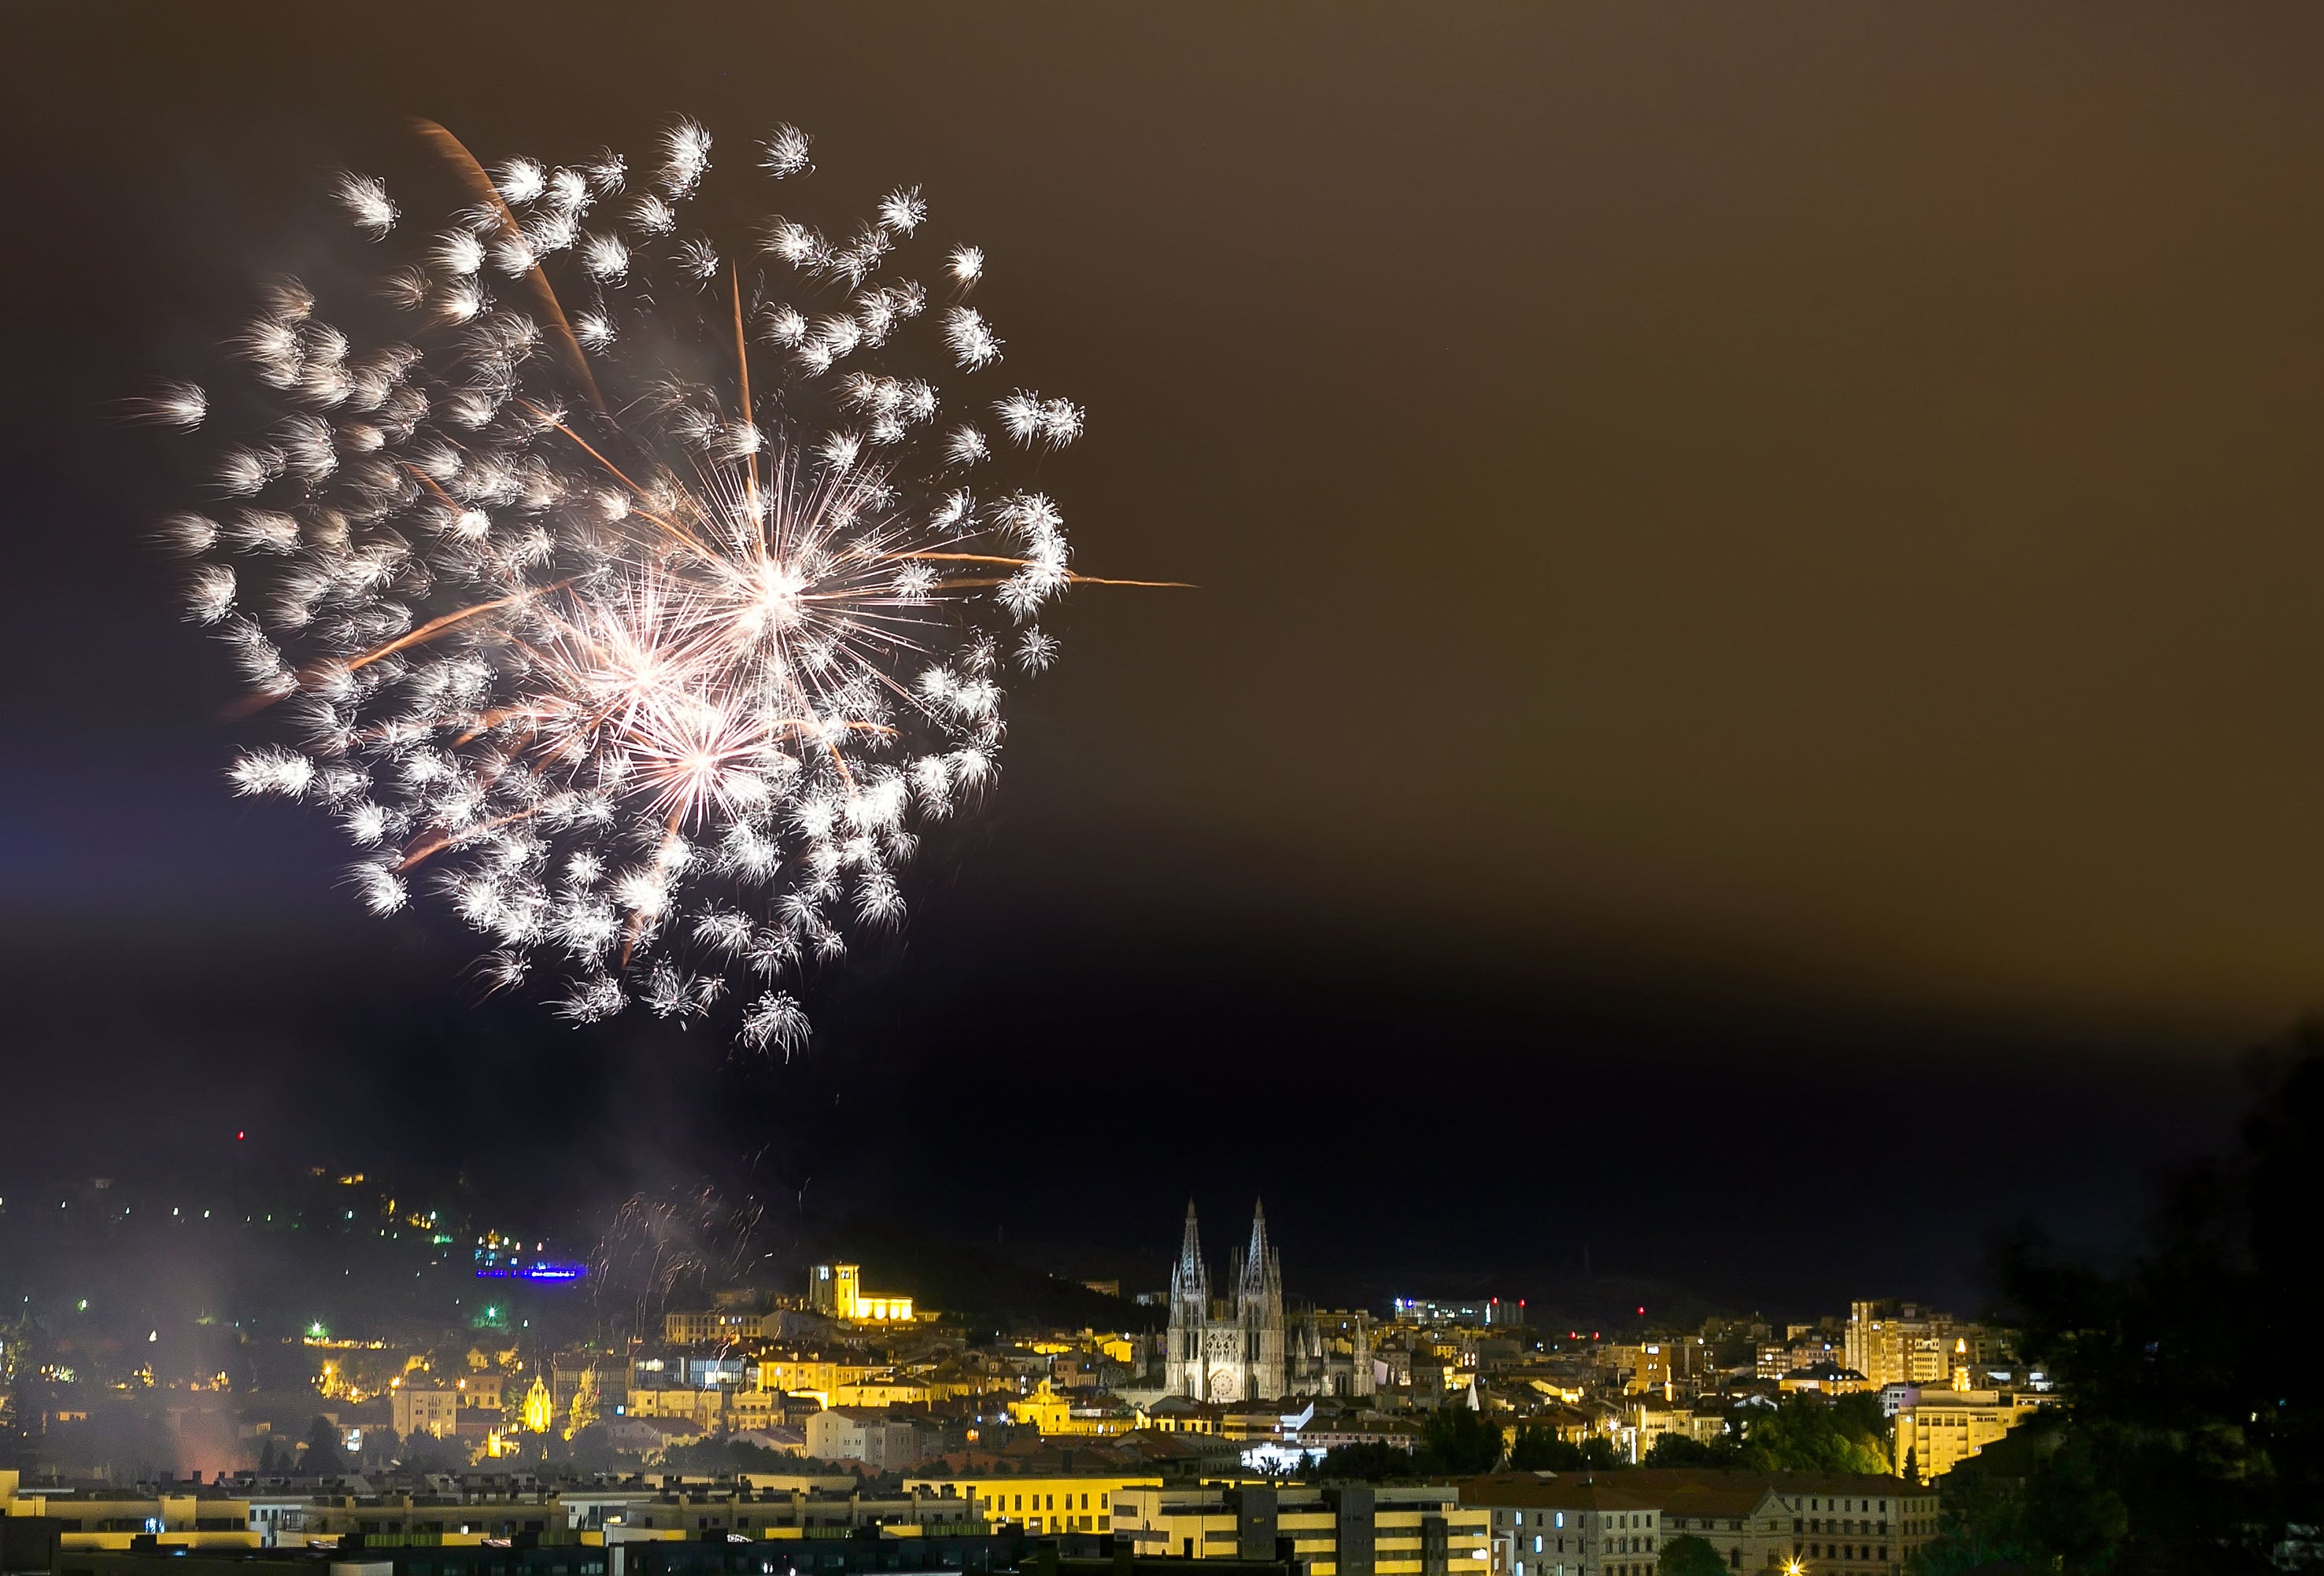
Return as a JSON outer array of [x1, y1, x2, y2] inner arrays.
[[727, 1388, 788, 1431], [390, 1383, 462, 1439], [1777, 1361, 1873, 1395], [663, 1308, 778, 1344], [46, 1530, 1129, 1576], [552, 1348, 637, 1423], [1390, 1297, 1524, 1329], [1758, 1334, 1844, 1381], [1008, 1381, 1076, 1434], [829, 1377, 936, 1408], [520, 1375, 554, 1434], [1615, 1396, 1689, 1463], [623, 1385, 728, 1428], [456, 1373, 503, 1411], [1844, 1302, 1970, 1389], [0, 1472, 259, 1554], [804, 1406, 928, 1467], [755, 1354, 877, 1401], [1109, 1482, 1487, 1574], [808, 1263, 916, 1323], [904, 1473, 1162, 1537], [1164, 1202, 1285, 1403], [1892, 1383, 2052, 1482], [1288, 1309, 1377, 1400], [1464, 1470, 1940, 1576], [1464, 1476, 1664, 1576], [1003, 1380, 1140, 1438]]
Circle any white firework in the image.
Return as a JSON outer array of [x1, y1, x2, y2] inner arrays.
[[759, 124, 814, 180], [944, 308, 1002, 370], [153, 114, 1149, 1053], [334, 172, 399, 239], [129, 380, 209, 430]]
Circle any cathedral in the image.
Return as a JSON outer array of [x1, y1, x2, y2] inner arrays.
[[1165, 1200, 1287, 1402]]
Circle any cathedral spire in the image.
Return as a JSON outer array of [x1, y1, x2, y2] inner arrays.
[[1170, 1200, 1208, 1307], [1166, 1201, 1212, 1400]]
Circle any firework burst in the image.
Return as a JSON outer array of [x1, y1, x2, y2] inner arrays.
[[156, 116, 1175, 1053]]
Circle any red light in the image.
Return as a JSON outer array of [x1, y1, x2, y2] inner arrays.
[[235, 1131, 246, 1141], [1637, 1306, 1646, 1316]]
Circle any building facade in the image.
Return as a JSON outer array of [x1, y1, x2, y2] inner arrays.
[[1465, 1469, 1940, 1576], [808, 1264, 914, 1323], [1110, 1482, 1487, 1576], [1165, 1202, 1286, 1403], [1893, 1386, 2052, 1482], [1288, 1308, 1377, 1399]]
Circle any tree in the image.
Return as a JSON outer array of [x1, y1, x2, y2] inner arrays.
[[399, 1429, 467, 1474], [1319, 1411, 1510, 1481], [1644, 1432, 1738, 1467], [1576, 1435, 1623, 1470], [556, 1423, 642, 1474], [1509, 1428, 1583, 1471], [1317, 1441, 1420, 1482], [564, 1367, 599, 1440], [1737, 1397, 1888, 1475], [1421, 1407, 1508, 1475], [661, 1438, 850, 1476], [1657, 1535, 1726, 1576], [1982, 1032, 2324, 1573], [301, 1415, 345, 1476]]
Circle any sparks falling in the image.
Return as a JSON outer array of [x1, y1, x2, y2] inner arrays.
[[157, 116, 1166, 1053]]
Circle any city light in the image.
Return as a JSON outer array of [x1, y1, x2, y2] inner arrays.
[[473, 1260, 587, 1283]]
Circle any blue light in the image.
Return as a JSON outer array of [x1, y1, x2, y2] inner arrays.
[[474, 1260, 587, 1283]]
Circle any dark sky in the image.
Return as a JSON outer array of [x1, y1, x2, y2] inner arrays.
[[2, 4, 2320, 1318]]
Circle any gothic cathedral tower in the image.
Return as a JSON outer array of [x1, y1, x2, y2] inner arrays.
[[1163, 1200, 1284, 1401], [1165, 1201, 1210, 1397], [1234, 1201, 1287, 1401]]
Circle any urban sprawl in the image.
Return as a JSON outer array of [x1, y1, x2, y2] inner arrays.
[[0, 1200, 2057, 1576]]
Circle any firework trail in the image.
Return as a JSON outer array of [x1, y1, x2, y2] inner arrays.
[[591, 1183, 771, 1341], [152, 116, 1174, 1053]]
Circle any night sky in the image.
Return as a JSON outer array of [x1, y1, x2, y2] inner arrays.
[[4, 5, 2320, 1319]]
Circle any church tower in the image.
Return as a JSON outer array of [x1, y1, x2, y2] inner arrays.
[[1235, 1200, 1286, 1401], [1165, 1200, 1210, 1397]]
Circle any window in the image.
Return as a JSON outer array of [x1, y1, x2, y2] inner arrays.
[[1531, 1537, 1541, 1554]]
